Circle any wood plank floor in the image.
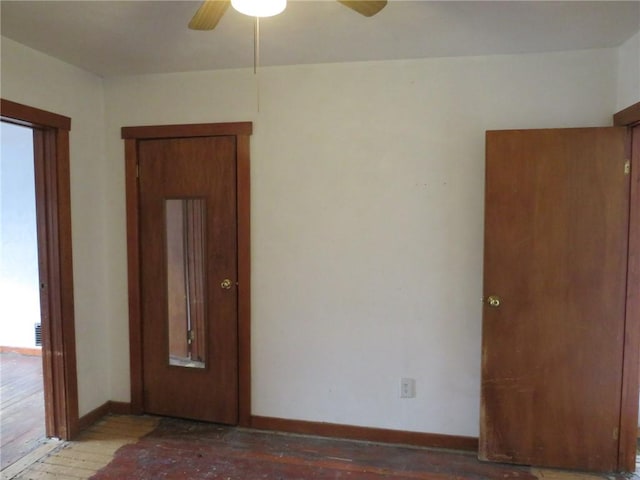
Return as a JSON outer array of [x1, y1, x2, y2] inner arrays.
[[1, 415, 159, 479], [0, 353, 46, 471], [1, 353, 638, 479], [1, 414, 637, 480]]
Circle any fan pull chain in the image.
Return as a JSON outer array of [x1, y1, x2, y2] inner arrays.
[[254, 16, 259, 74], [254, 16, 261, 112]]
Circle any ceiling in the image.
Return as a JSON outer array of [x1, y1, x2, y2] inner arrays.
[[1, 1, 639, 77]]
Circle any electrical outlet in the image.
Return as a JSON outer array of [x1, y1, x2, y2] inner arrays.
[[400, 377, 416, 398]]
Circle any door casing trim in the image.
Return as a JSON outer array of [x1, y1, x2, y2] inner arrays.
[[614, 101, 640, 471], [122, 122, 252, 426], [0, 98, 79, 439]]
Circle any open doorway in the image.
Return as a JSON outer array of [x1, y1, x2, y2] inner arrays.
[[0, 121, 46, 468], [0, 98, 79, 448]]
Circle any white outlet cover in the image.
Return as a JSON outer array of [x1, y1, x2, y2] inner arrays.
[[400, 377, 416, 398]]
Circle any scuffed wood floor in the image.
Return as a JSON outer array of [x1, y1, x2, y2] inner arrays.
[[0, 353, 46, 470], [2, 414, 638, 480], [1, 415, 159, 479]]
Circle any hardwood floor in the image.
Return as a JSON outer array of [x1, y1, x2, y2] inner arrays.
[[1, 414, 637, 480], [0, 352, 45, 470], [1, 415, 158, 479], [1, 354, 638, 479]]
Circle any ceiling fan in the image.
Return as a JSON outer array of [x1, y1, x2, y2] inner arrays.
[[189, 0, 388, 30]]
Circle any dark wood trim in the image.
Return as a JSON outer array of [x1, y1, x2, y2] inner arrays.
[[619, 122, 640, 471], [237, 134, 251, 427], [77, 402, 111, 432], [33, 129, 55, 438], [44, 127, 68, 439], [1, 98, 71, 131], [123, 122, 252, 425], [109, 401, 134, 415], [76, 401, 133, 432], [56, 128, 80, 439], [43, 125, 70, 439], [121, 122, 252, 140], [251, 416, 479, 452], [0, 346, 42, 356], [124, 139, 144, 415], [1, 99, 77, 441], [613, 103, 640, 471], [614, 101, 640, 127]]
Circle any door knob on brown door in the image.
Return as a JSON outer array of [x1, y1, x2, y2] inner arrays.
[[486, 295, 501, 307], [220, 279, 233, 290]]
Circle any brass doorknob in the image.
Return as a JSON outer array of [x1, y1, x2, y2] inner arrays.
[[486, 295, 501, 307], [220, 279, 233, 290]]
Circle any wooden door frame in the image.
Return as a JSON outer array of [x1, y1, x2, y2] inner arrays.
[[122, 122, 252, 426], [614, 101, 640, 471], [0, 98, 79, 440]]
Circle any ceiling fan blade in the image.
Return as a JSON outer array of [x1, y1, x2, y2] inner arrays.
[[189, 0, 230, 30], [337, 1, 387, 17]]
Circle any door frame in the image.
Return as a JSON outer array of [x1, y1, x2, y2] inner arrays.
[[614, 101, 640, 471], [122, 122, 252, 426], [0, 98, 79, 440]]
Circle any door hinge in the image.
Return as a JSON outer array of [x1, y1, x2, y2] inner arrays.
[[136, 163, 140, 178], [613, 427, 619, 440], [624, 160, 630, 175]]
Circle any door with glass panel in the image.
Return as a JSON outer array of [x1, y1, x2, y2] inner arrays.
[[139, 135, 238, 423]]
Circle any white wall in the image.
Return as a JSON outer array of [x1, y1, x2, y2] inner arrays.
[[0, 37, 109, 416], [104, 48, 617, 436], [0, 122, 40, 348], [1, 31, 630, 435], [616, 30, 640, 111]]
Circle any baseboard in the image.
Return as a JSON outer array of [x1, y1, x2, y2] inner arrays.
[[77, 400, 133, 433], [0, 346, 42, 356], [109, 401, 133, 415], [76, 406, 478, 452], [77, 402, 111, 432], [250, 415, 479, 452]]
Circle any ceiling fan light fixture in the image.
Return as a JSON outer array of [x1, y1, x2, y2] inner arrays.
[[231, 0, 287, 17]]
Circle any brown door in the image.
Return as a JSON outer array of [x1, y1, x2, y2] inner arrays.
[[480, 128, 630, 472], [139, 135, 238, 424]]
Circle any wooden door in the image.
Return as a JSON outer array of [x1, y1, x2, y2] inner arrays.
[[480, 128, 630, 472], [139, 136, 238, 424]]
